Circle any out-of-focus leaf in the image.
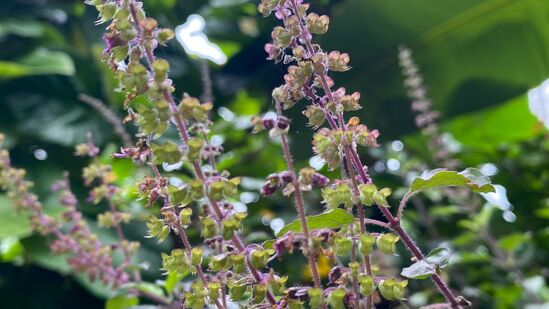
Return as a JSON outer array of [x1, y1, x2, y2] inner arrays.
[[0, 19, 44, 38], [0, 48, 75, 81], [0, 237, 24, 262], [230, 90, 262, 115], [276, 209, 354, 237], [498, 233, 530, 252], [105, 295, 139, 309], [0, 195, 32, 238], [121, 282, 167, 301], [410, 168, 494, 193], [443, 95, 540, 152]]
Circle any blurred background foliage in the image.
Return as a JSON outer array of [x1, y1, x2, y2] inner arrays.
[[0, 0, 548, 308]]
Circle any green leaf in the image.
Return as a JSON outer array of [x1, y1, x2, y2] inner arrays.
[[410, 168, 495, 194], [105, 295, 139, 309], [425, 247, 451, 268], [0, 195, 32, 238], [0, 48, 75, 81], [276, 208, 354, 238], [498, 233, 530, 252], [0, 19, 44, 38], [122, 282, 166, 300], [401, 247, 451, 280]]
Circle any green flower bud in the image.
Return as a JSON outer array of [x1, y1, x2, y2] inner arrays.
[[157, 28, 174, 44], [171, 186, 192, 207], [191, 247, 204, 265], [289, 300, 304, 309], [311, 53, 327, 74], [271, 276, 288, 294], [349, 261, 360, 277], [303, 105, 326, 128], [223, 177, 240, 197], [200, 216, 216, 238], [252, 284, 268, 304], [145, 216, 170, 243], [229, 253, 246, 273], [189, 179, 204, 200], [322, 183, 353, 209], [179, 207, 193, 227], [208, 281, 221, 300], [97, 3, 116, 21], [359, 275, 375, 296], [209, 254, 229, 272], [358, 183, 377, 206], [272, 26, 292, 48], [376, 233, 400, 255], [307, 13, 330, 35], [328, 288, 347, 309], [333, 236, 353, 256], [161, 249, 189, 275], [151, 141, 181, 164], [308, 287, 323, 308], [222, 218, 239, 240], [379, 278, 408, 300], [228, 280, 247, 301], [152, 59, 170, 82], [209, 180, 225, 201], [328, 51, 350, 72], [359, 233, 376, 256], [187, 138, 204, 161], [250, 249, 270, 269]]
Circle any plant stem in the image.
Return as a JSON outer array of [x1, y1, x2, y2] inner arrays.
[[287, 1, 463, 306], [127, 3, 277, 304], [274, 99, 323, 292]]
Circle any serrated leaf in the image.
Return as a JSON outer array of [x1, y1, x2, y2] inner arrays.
[[276, 208, 354, 238], [401, 247, 451, 280], [410, 168, 495, 194]]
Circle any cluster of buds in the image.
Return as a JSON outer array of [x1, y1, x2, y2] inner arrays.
[[261, 168, 329, 196], [358, 183, 392, 207], [398, 46, 459, 168], [251, 114, 290, 136], [179, 94, 213, 122]]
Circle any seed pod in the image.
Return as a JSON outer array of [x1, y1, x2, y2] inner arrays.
[[252, 284, 268, 304], [271, 276, 288, 294], [229, 253, 246, 273], [306, 13, 330, 35], [358, 183, 377, 206], [209, 254, 229, 272], [377, 233, 400, 255], [250, 249, 270, 269], [228, 280, 247, 301], [308, 287, 323, 308], [200, 216, 216, 238], [179, 207, 192, 227], [328, 288, 347, 309], [359, 275, 375, 296], [191, 247, 204, 266], [359, 233, 376, 255], [333, 236, 353, 256], [379, 278, 408, 300], [208, 281, 221, 300]]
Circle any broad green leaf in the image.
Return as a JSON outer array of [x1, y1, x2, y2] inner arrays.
[[106, 295, 139, 309], [401, 247, 451, 280], [0, 195, 32, 238], [0, 48, 75, 81], [122, 282, 166, 300], [276, 208, 354, 238], [0, 19, 44, 38], [410, 168, 494, 193], [498, 233, 530, 252]]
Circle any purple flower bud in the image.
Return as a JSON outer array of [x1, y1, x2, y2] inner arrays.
[[279, 171, 295, 183], [276, 116, 290, 130], [328, 266, 343, 285], [262, 118, 275, 130], [261, 182, 278, 196], [312, 172, 329, 187]]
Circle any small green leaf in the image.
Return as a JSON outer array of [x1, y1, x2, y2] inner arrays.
[[401, 260, 436, 280], [105, 295, 139, 309], [410, 168, 495, 194], [425, 247, 451, 268], [276, 208, 354, 237], [121, 282, 167, 300], [401, 247, 451, 280]]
